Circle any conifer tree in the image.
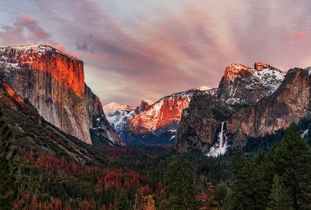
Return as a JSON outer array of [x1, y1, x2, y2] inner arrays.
[[269, 123, 311, 210], [266, 175, 293, 210], [160, 157, 199, 210], [229, 149, 270, 210], [0, 109, 16, 209]]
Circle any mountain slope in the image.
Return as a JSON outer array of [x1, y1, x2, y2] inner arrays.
[[0, 44, 122, 146], [176, 62, 288, 154], [0, 81, 107, 165]]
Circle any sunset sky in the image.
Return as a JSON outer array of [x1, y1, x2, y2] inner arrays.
[[1, 0, 311, 105]]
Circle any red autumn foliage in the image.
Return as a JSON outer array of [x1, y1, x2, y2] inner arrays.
[[36, 153, 80, 175], [25, 153, 146, 191], [97, 169, 145, 190], [138, 185, 152, 196], [155, 181, 165, 203], [13, 194, 72, 210], [79, 200, 96, 210], [26, 150, 36, 164], [148, 155, 157, 160], [101, 147, 144, 157]]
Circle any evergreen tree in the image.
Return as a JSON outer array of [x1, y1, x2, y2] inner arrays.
[[160, 157, 199, 210], [266, 175, 293, 210], [0, 109, 16, 209], [269, 123, 311, 210], [118, 190, 131, 210], [213, 183, 228, 209], [228, 149, 270, 210]]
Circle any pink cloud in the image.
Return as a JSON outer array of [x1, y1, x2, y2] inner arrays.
[[85, 53, 100, 60], [284, 32, 308, 46], [103, 55, 110, 62], [294, 32, 305, 40], [0, 15, 52, 46], [54, 44, 79, 59], [31, 0, 311, 105]]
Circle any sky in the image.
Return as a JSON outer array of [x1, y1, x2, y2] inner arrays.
[[0, 0, 311, 105]]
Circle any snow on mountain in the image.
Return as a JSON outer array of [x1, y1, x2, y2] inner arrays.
[[104, 87, 213, 145], [196, 85, 212, 91], [129, 89, 197, 136], [106, 109, 137, 133], [103, 102, 136, 115], [218, 62, 286, 107], [177, 62, 289, 154], [103, 102, 137, 133]]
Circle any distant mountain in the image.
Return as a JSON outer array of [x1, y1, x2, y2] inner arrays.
[[176, 62, 294, 156], [103, 102, 138, 134], [105, 88, 211, 145], [103, 102, 137, 115], [0, 44, 123, 146]]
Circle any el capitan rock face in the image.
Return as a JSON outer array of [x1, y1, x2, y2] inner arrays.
[[176, 62, 295, 154], [0, 44, 122, 146], [1, 44, 84, 97]]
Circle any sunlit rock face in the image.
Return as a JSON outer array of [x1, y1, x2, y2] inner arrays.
[[0, 44, 122, 145], [129, 95, 191, 135], [176, 62, 298, 154], [223, 64, 254, 82], [105, 88, 209, 145], [1, 44, 84, 97], [0, 81, 29, 110]]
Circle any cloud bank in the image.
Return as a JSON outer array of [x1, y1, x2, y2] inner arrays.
[[1, 0, 311, 105]]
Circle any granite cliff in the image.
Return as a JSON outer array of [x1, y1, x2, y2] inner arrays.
[[0, 44, 122, 146], [176, 62, 301, 155]]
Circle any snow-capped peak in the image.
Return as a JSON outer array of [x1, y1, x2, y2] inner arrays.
[[196, 85, 212, 91], [1, 44, 53, 54], [218, 62, 286, 107], [223, 62, 277, 82], [103, 102, 136, 115], [0, 44, 78, 60]]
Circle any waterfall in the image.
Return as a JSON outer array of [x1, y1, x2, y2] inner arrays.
[[219, 122, 225, 148], [207, 121, 228, 157]]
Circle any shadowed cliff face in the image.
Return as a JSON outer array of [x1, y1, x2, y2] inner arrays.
[[228, 68, 311, 139], [176, 62, 302, 153], [0, 44, 122, 146]]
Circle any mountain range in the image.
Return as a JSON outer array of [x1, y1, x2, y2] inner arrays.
[[0, 44, 310, 157]]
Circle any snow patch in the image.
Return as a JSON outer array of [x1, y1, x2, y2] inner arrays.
[[103, 102, 136, 115], [196, 85, 212, 91]]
